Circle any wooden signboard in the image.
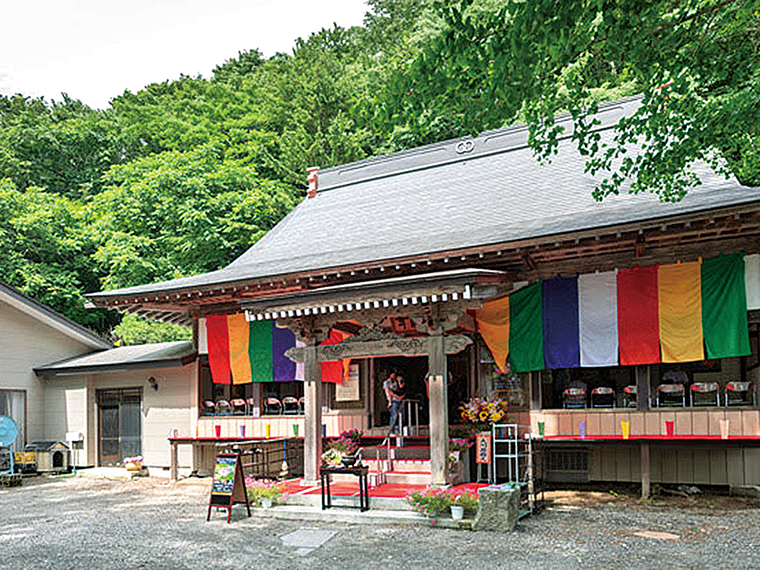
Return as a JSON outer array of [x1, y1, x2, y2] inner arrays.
[[206, 453, 251, 523], [475, 432, 492, 464]]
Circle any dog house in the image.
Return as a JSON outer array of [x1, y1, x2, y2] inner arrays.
[[24, 441, 71, 473]]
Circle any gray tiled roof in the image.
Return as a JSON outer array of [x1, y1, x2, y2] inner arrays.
[[36, 341, 195, 376], [88, 97, 758, 298]]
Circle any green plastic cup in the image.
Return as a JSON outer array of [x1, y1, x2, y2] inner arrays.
[[538, 421, 545, 437], [292, 424, 299, 437]]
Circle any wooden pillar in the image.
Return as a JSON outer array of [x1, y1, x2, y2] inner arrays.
[[303, 339, 322, 485], [170, 441, 178, 482], [428, 332, 448, 486], [640, 441, 651, 499], [530, 371, 542, 411], [636, 366, 650, 411]]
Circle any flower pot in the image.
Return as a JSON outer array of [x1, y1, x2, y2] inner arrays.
[[450, 505, 464, 520], [125, 462, 142, 472], [261, 497, 273, 509]]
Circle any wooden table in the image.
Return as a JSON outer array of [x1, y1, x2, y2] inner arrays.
[[320, 465, 370, 512]]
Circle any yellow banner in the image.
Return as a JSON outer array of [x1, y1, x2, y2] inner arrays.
[[227, 313, 252, 384], [475, 295, 510, 372], [659, 262, 704, 363]]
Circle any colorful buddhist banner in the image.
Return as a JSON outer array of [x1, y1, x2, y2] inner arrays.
[[509, 282, 544, 373], [206, 316, 299, 384], [578, 271, 618, 367], [746, 253, 760, 311], [542, 276, 580, 369], [701, 253, 751, 359], [659, 261, 704, 363], [617, 265, 660, 366], [474, 295, 510, 372]]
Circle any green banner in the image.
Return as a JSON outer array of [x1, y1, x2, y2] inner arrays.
[[509, 281, 544, 372], [701, 253, 751, 359], [248, 320, 274, 382]]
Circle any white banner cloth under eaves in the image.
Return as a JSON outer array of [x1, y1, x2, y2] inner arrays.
[[578, 271, 619, 367], [746, 254, 760, 311]]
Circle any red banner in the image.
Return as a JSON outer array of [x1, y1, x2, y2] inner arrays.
[[617, 266, 661, 365], [475, 432, 492, 464]]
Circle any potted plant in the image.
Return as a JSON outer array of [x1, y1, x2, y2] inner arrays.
[[447, 438, 474, 485], [452, 490, 479, 519], [321, 429, 364, 467], [406, 487, 454, 518], [245, 477, 281, 508], [123, 456, 143, 472]]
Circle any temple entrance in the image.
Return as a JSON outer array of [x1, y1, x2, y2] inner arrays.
[[372, 356, 429, 430]]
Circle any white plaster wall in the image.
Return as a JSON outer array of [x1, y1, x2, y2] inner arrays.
[[42, 376, 88, 465], [87, 363, 194, 469], [0, 300, 95, 444]]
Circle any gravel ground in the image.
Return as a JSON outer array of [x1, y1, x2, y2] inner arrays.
[[1, 475, 759, 570]]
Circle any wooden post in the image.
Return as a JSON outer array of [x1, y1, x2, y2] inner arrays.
[[303, 339, 322, 485], [640, 441, 651, 499], [636, 366, 650, 411], [428, 332, 448, 486], [530, 371, 542, 411], [170, 441, 178, 482]]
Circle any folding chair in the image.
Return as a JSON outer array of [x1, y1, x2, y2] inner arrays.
[[282, 396, 300, 414], [202, 400, 217, 416], [230, 398, 247, 414], [591, 387, 615, 408], [623, 385, 637, 408], [656, 384, 685, 407], [216, 399, 233, 415], [562, 387, 586, 409], [690, 382, 720, 407], [725, 381, 756, 406], [298, 397, 305, 414], [264, 397, 283, 415]]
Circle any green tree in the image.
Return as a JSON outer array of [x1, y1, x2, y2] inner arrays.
[[379, 0, 760, 201], [92, 145, 297, 290], [112, 313, 191, 346]]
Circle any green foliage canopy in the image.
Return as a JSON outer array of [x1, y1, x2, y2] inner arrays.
[[379, 0, 760, 201]]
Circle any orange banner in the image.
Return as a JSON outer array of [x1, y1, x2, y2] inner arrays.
[[475, 295, 510, 372], [227, 313, 252, 384], [658, 262, 704, 363]]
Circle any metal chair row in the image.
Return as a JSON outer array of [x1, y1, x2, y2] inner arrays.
[[561, 381, 756, 409], [202, 397, 305, 416]]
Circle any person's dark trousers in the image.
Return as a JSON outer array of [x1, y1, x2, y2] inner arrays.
[[388, 399, 404, 435]]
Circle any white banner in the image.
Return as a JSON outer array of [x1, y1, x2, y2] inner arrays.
[[578, 271, 619, 367]]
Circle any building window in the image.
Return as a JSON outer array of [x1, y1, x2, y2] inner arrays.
[[0, 389, 26, 449]]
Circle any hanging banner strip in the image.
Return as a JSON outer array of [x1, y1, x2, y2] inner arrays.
[[702, 253, 751, 359], [474, 295, 510, 372], [542, 276, 580, 369], [617, 266, 660, 366], [578, 271, 618, 367], [659, 261, 704, 363]]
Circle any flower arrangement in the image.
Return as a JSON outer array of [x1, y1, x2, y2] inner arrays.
[[406, 487, 454, 517], [123, 455, 143, 464], [451, 490, 479, 514], [449, 438, 474, 454], [322, 429, 363, 465], [459, 397, 509, 432], [244, 477, 282, 506]]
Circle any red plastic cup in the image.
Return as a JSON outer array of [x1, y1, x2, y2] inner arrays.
[[214, 424, 222, 438], [665, 421, 675, 437]]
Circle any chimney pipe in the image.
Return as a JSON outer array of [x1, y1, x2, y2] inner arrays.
[[307, 166, 320, 198]]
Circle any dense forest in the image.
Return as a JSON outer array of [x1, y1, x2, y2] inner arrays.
[[1, 0, 756, 344]]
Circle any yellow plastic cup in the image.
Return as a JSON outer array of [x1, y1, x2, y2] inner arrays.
[[265, 424, 271, 438], [621, 421, 630, 440]]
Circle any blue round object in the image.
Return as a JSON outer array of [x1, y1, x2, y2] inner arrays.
[[0, 415, 19, 447]]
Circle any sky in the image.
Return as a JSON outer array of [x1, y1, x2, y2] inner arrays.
[[0, 0, 369, 109]]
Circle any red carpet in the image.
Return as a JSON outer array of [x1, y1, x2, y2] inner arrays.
[[276, 479, 489, 499]]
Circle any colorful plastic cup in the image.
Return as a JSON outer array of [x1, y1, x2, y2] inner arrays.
[[665, 420, 675, 437], [621, 421, 630, 440], [719, 419, 729, 440], [292, 424, 299, 437], [537, 421, 545, 437], [214, 424, 221, 438], [321, 424, 327, 437], [265, 424, 271, 438], [578, 421, 587, 439], [239, 425, 246, 438]]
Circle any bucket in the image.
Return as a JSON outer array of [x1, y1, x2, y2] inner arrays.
[[719, 419, 729, 440], [621, 421, 630, 440], [578, 421, 587, 439], [665, 421, 675, 437]]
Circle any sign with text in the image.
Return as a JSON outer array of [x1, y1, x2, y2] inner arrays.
[[207, 453, 250, 523], [336, 362, 360, 402], [475, 432, 492, 464]]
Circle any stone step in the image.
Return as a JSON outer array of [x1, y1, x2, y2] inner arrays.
[[360, 446, 430, 460], [363, 458, 431, 473], [329, 470, 432, 486]]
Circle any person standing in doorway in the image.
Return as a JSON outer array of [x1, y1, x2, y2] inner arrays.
[[384, 371, 404, 435]]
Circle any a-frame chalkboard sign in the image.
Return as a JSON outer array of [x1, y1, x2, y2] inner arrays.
[[206, 452, 251, 523]]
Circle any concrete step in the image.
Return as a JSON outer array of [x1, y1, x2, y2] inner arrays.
[[328, 470, 431, 486], [364, 458, 431, 473], [284, 492, 415, 511], [251, 504, 433, 526], [361, 446, 430, 460]]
